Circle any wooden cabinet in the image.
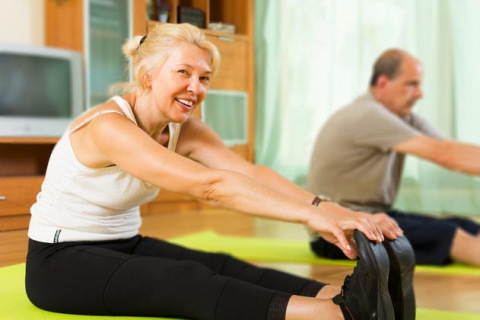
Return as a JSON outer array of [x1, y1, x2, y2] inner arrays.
[[0, 177, 44, 231], [145, 0, 255, 161], [142, 0, 255, 213], [0, 138, 57, 231], [46, 0, 147, 107], [45, 0, 147, 52]]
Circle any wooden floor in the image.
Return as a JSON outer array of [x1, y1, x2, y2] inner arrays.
[[1, 208, 480, 315]]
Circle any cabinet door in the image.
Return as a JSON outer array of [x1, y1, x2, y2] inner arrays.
[[87, 0, 131, 106], [207, 35, 248, 91]]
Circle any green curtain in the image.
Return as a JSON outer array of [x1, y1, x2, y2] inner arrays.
[[255, 0, 480, 216]]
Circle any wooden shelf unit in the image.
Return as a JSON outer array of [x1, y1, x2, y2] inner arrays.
[[0, 138, 58, 231], [142, 0, 255, 213]]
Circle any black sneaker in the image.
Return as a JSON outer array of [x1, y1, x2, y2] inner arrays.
[[383, 236, 416, 320], [333, 230, 394, 320]]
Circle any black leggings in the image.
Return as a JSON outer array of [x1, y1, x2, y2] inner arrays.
[[26, 235, 326, 320]]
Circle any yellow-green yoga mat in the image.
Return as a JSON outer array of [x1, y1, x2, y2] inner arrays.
[[0, 264, 181, 320], [0, 263, 478, 320], [1, 232, 480, 320], [170, 231, 480, 276]]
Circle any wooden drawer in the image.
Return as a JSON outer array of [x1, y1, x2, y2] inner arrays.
[[0, 177, 43, 216]]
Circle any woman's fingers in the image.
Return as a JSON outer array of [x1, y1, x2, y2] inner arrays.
[[339, 216, 382, 242], [318, 227, 358, 259]]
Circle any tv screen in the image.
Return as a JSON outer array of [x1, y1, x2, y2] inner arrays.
[[0, 54, 72, 117], [0, 44, 84, 137]]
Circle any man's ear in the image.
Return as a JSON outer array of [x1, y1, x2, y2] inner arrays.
[[376, 75, 390, 89]]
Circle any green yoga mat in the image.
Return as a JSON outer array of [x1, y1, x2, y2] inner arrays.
[[170, 231, 480, 276], [0, 264, 181, 320], [1, 232, 479, 320], [0, 263, 478, 320]]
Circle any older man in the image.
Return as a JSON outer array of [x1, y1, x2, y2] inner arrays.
[[307, 48, 480, 266]]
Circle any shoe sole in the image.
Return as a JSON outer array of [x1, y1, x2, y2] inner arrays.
[[354, 230, 395, 320], [383, 236, 416, 320]]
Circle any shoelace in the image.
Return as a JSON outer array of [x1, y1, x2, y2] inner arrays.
[[341, 274, 352, 296], [333, 274, 352, 305]]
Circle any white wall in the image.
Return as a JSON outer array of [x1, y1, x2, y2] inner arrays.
[[0, 0, 44, 45]]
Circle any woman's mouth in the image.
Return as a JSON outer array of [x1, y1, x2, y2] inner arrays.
[[176, 98, 194, 109]]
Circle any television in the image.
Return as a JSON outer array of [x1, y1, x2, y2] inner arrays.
[[0, 43, 85, 137]]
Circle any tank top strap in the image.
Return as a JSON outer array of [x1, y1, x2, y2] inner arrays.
[[110, 96, 137, 123], [69, 110, 125, 134], [69, 96, 137, 134]]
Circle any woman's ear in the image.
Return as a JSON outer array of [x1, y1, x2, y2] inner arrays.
[[144, 73, 152, 88]]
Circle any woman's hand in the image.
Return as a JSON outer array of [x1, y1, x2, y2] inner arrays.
[[305, 202, 401, 259]]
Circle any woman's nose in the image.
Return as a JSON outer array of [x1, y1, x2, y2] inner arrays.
[[187, 78, 201, 94]]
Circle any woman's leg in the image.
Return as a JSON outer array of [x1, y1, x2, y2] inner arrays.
[[133, 236, 328, 297], [286, 295, 343, 320], [26, 237, 333, 320], [26, 233, 393, 320]]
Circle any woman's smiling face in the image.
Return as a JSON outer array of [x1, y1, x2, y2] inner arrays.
[[148, 42, 212, 124]]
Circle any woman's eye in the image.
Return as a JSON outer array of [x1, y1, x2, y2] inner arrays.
[[178, 69, 188, 75], [200, 76, 210, 82]]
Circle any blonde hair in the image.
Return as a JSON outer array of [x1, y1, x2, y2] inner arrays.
[[118, 23, 220, 94]]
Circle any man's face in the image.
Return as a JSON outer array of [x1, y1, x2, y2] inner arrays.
[[381, 58, 424, 116]]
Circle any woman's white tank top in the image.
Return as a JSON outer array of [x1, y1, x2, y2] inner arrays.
[[28, 96, 182, 243]]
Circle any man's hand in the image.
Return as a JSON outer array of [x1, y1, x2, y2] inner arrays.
[[371, 212, 403, 239], [306, 202, 388, 259]]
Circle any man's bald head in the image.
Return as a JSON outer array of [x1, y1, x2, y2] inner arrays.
[[370, 49, 414, 87]]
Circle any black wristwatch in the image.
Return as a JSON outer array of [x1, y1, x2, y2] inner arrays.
[[311, 195, 331, 206]]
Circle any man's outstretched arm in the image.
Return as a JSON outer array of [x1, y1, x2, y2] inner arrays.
[[394, 134, 480, 175]]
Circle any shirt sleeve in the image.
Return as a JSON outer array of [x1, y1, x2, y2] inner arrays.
[[353, 104, 422, 152], [407, 113, 448, 140]]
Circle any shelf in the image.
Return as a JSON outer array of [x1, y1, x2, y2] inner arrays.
[[0, 137, 59, 144], [146, 20, 248, 40], [203, 29, 248, 41], [0, 143, 55, 177], [147, 0, 252, 36]]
